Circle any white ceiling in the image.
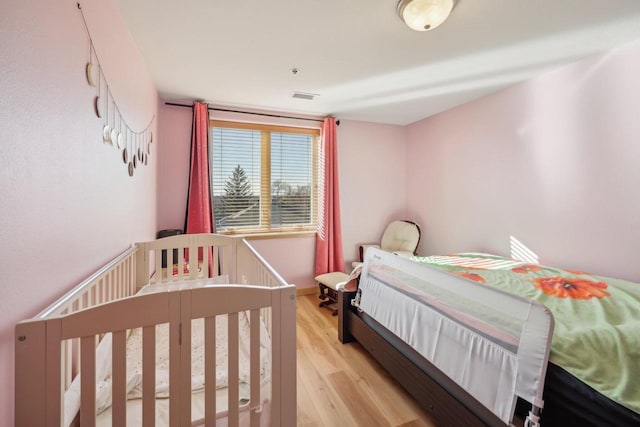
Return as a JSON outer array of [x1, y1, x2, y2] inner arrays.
[[116, 0, 640, 125]]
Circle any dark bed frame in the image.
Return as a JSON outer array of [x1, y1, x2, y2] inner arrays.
[[338, 290, 640, 427], [338, 290, 506, 426]]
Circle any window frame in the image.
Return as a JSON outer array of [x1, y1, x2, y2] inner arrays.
[[209, 119, 320, 235]]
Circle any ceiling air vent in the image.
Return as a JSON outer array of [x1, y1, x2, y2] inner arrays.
[[292, 92, 317, 101]]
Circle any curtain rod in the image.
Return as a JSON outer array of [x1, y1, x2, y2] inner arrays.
[[164, 102, 339, 125]]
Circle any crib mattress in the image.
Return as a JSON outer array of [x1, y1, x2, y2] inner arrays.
[[95, 380, 271, 427], [64, 279, 272, 426]]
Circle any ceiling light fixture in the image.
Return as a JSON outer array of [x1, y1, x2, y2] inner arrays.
[[397, 0, 455, 32]]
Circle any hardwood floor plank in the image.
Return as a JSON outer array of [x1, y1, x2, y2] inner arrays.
[[327, 370, 390, 427], [296, 294, 437, 427], [397, 420, 431, 427]]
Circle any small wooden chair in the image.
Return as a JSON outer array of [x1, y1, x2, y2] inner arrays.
[[315, 272, 348, 315], [315, 267, 361, 316]]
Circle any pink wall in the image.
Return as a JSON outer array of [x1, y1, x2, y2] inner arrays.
[[158, 104, 193, 230], [246, 237, 317, 287], [337, 120, 407, 264], [406, 40, 640, 282], [0, 0, 158, 424]]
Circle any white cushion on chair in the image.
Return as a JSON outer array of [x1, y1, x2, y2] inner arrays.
[[315, 272, 350, 291], [381, 220, 420, 254]]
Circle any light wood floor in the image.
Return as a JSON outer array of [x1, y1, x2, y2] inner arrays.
[[296, 294, 437, 427]]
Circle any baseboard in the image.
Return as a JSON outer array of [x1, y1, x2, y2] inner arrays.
[[296, 287, 317, 296]]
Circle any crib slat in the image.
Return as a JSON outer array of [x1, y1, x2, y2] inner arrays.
[[115, 262, 121, 299], [182, 247, 187, 279], [154, 249, 162, 284], [169, 291, 181, 427], [279, 287, 297, 426], [130, 254, 137, 291], [188, 244, 198, 280], [80, 336, 96, 427], [143, 325, 156, 427], [201, 245, 209, 278], [204, 316, 216, 427], [177, 247, 185, 280], [180, 291, 192, 426], [229, 312, 240, 427], [73, 335, 81, 383], [270, 289, 282, 426], [186, 245, 191, 277], [90, 282, 96, 307], [168, 246, 176, 281], [220, 244, 229, 278], [64, 339, 72, 389], [250, 309, 260, 427], [45, 319, 63, 427], [112, 330, 127, 425], [212, 246, 219, 278]]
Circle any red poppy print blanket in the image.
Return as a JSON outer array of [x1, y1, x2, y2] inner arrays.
[[412, 253, 640, 414]]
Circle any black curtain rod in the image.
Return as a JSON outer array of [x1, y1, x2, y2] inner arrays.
[[164, 102, 339, 125]]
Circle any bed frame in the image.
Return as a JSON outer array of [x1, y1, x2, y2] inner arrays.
[[338, 250, 640, 427], [15, 233, 296, 427], [339, 292, 506, 427], [338, 248, 557, 427]]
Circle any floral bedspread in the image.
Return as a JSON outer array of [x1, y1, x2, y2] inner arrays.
[[411, 253, 640, 414]]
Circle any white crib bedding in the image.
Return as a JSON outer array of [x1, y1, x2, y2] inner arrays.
[[63, 284, 272, 426], [95, 379, 272, 427]]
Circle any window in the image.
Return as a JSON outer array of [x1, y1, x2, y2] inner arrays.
[[209, 120, 319, 234]]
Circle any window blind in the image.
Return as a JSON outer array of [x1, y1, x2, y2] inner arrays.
[[210, 121, 319, 233]]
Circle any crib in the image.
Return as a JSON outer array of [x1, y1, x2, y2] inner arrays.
[[15, 233, 296, 427]]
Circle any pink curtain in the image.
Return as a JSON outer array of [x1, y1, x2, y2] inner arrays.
[[185, 102, 214, 274], [315, 117, 345, 275]]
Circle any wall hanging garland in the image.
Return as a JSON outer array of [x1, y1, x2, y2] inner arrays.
[[78, 2, 154, 177]]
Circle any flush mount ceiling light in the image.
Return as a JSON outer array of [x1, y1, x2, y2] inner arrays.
[[397, 0, 455, 32]]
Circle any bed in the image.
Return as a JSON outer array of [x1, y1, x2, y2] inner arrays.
[[15, 233, 296, 427], [338, 249, 640, 427]]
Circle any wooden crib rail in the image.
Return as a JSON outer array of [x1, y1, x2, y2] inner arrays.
[[135, 233, 239, 285], [36, 246, 139, 319], [25, 234, 286, 323], [236, 239, 290, 340], [236, 239, 288, 289]]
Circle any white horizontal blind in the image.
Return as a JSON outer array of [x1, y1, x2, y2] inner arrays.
[[211, 127, 261, 230], [271, 132, 314, 227], [210, 121, 318, 233]]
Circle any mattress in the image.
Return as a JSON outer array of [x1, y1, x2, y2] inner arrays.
[[523, 362, 640, 426]]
